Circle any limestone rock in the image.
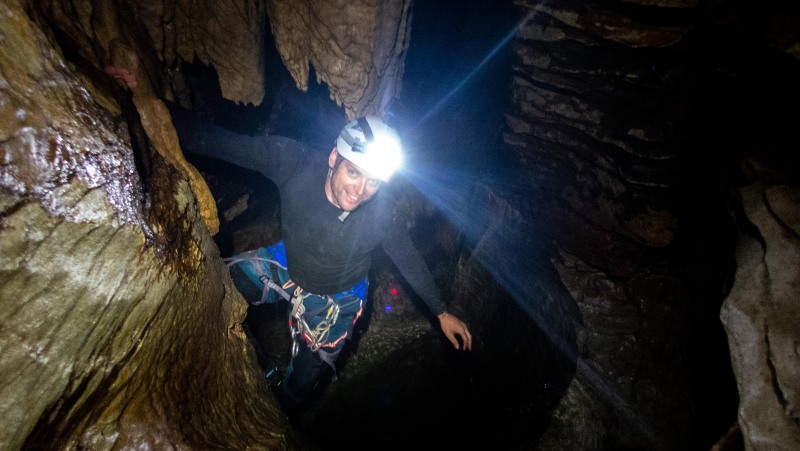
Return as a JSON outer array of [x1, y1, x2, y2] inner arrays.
[[135, 0, 267, 106], [0, 1, 293, 448], [720, 179, 800, 450], [265, 0, 411, 119], [37, 0, 221, 235]]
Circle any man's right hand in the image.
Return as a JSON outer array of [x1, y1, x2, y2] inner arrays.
[[437, 312, 473, 351]]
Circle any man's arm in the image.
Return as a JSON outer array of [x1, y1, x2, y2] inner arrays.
[[167, 103, 305, 187], [381, 210, 473, 351]]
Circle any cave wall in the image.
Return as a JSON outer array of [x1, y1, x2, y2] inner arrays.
[[35, 0, 222, 235], [503, 0, 706, 447], [491, 0, 800, 449], [265, 0, 412, 119], [0, 0, 292, 448], [720, 159, 800, 449]]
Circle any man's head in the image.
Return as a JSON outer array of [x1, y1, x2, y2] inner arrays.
[[325, 116, 403, 212]]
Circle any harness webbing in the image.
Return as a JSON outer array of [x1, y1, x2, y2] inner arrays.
[[289, 287, 348, 353], [223, 252, 292, 305], [288, 287, 363, 375], [225, 248, 364, 376]]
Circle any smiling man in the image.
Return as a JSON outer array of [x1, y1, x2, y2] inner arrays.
[[325, 116, 401, 213], [327, 154, 379, 211], [168, 106, 472, 417]]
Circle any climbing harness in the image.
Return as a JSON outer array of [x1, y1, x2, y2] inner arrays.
[[287, 286, 363, 374], [223, 245, 292, 305], [224, 242, 366, 373], [288, 288, 364, 352]]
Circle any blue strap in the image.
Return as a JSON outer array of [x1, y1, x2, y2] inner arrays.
[[224, 241, 291, 305], [225, 240, 367, 303], [265, 241, 288, 267], [335, 278, 367, 300]]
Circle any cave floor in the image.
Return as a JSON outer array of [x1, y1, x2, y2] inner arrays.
[[246, 302, 514, 451]]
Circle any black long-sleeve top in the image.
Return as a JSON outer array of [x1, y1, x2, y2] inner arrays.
[[170, 107, 447, 316]]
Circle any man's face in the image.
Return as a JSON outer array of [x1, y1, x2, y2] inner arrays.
[[326, 149, 382, 212]]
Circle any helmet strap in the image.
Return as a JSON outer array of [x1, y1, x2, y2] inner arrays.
[[357, 117, 374, 144]]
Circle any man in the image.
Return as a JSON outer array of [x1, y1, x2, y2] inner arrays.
[[169, 106, 472, 413]]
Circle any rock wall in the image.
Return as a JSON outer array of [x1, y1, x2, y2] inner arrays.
[[265, 0, 412, 119], [0, 0, 294, 448], [500, 0, 800, 449], [503, 1, 704, 447], [138, 0, 268, 106], [36, 0, 222, 235], [720, 152, 800, 450]]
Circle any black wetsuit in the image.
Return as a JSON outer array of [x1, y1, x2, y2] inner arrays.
[[169, 107, 446, 316]]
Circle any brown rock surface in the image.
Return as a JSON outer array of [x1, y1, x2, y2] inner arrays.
[[720, 160, 800, 450], [265, 0, 411, 119], [0, 0, 292, 448]]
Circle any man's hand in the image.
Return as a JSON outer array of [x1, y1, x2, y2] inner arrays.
[[437, 312, 472, 351]]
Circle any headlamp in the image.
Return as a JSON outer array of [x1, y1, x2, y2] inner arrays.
[[337, 115, 403, 181]]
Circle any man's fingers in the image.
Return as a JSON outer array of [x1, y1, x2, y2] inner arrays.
[[462, 330, 473, 350], [452, 321, 472, 351], [444, 331, 460, 350], [439, 313, 473, 351]]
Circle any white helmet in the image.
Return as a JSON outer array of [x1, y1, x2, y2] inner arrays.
[[336, 115, 403, 182]]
